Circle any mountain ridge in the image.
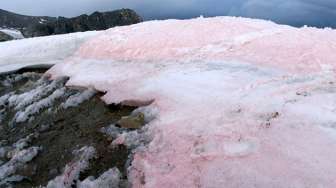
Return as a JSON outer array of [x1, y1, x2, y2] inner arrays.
[[0, 8, 142, 38], [0, 9, 55, 29]]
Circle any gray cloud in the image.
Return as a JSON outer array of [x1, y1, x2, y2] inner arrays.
[[1, 0, 336, 28], [233, 0, 336, 27]]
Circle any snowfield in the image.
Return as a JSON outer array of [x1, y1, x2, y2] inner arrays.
[[2, 16, 336, 187], [0, 31, 100, 74]]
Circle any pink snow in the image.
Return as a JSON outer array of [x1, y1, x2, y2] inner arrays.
[[75, 17, 336, 73], [48, 16, 336, 188]]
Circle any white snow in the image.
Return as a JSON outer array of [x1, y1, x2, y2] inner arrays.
[[8, 77, 66, 110], [78, 168, 121, 188], [2, 16, 336, 187], [61, 88, 96, 109], [11, 146, 39, 163], [0, 31, 100, 74], [110, 125, 152, 150], [0, 28, 24, 39]]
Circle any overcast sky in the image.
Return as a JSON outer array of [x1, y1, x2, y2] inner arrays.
[[1, 0, 336, 28]]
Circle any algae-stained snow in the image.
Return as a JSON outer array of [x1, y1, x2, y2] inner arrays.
[[3, 16, 336, 187]]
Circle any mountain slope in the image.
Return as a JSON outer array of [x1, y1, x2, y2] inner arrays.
[[22, 9, 142, 37], [0, 9, 55, 29], [0, 8, 142, 38]]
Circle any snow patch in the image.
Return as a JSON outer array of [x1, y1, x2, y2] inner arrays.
[[14, 87, 66, 123], [8, 76, 67, 110], [61, 88, 96, 109], [46, 146, 96, 188], [0, 134, 40, 186], [77, 168, 121, 188]]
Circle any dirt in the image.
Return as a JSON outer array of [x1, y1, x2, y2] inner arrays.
[[0, 70, 145, 187]]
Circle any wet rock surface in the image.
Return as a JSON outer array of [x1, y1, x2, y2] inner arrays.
[[0, 70, 149, 187]]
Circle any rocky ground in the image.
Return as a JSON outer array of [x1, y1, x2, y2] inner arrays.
[[0, 69, 150, 187]]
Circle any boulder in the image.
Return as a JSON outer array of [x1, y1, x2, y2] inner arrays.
[[0, 31, 13, 42], [116, 113, 145, 129]]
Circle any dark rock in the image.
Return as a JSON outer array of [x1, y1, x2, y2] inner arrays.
[[22, 9, 142, 37], [38, 124, 51, 133], [0, 31, 13, 42], [48, 168, 59, 179], [0, 8, 142, 38]]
